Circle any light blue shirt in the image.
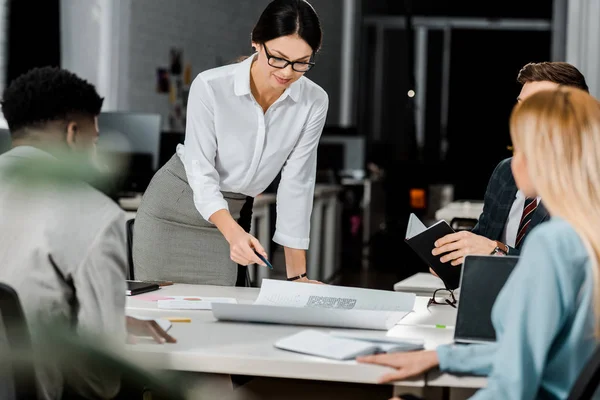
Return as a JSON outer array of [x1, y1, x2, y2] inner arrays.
[[437, 217, 597, 399]]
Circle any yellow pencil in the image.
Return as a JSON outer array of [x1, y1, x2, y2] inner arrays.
[[165, 317, 191, 323]]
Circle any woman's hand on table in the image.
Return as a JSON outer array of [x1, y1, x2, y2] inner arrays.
[[296, 276, 324, 284], [356, 350, 439, 383]]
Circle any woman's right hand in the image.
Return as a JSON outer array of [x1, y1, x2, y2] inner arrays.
[[227, 229, 268, 266]]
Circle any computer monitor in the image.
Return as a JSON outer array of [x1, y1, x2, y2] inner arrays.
[[97, 112, 162, 171], [97, 112, 162, 194], [318, 135, 365, 178], [0, 129, 11, 155]]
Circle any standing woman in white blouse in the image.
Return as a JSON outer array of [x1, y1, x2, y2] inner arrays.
[[133, 0, 328, 286]]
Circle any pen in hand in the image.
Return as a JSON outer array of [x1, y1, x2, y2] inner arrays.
[[254, 250, 273, 270]]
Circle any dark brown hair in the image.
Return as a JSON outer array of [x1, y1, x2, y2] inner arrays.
[[517, 62, 589, 93]]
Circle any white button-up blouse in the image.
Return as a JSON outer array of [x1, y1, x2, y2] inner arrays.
[[177, 55, 329, 250]]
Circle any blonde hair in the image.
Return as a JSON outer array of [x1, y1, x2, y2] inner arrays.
[[510, 87, 600, 337]]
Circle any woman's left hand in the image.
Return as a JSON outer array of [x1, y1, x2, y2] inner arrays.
[[356, 350, 439, 383]]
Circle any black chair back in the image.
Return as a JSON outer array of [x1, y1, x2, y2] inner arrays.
[[237, 197, 255, 287], [568, 344, 600, 400], [126, 219, 135, 280], [0, 282, 38, 400]]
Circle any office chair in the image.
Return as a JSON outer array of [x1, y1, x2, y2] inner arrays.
[[0, 283, 38, 400], [567, 344, 600, 400], [126, 219, 135, 280]]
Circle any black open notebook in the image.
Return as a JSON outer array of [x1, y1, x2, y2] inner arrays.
[[126, 280, 159, 296], [404, 214, 462, 290]]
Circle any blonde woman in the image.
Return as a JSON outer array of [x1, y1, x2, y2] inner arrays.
[[359, 87, 599, 399]]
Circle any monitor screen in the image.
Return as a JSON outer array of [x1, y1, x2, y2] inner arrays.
[[318, 135, 365, 177], [97, 112, 162, 171], [454, 255, 518, 343]]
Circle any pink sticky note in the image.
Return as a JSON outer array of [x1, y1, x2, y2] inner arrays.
[[136, 294, 174, 302]]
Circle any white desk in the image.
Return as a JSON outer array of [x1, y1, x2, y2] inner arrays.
[[126, 284, 422, 386], [125, 284, 487, 400], [393, 272, 446, 296]]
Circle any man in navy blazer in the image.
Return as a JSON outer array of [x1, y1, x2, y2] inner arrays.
[[432, 62, 589, 266]]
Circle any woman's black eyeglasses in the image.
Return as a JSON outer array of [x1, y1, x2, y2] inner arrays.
[[263, 44, 315, 72], [427, 288, 457, 309]]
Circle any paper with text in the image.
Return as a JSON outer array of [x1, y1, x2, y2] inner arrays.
[[210, 280, 416, 330], [255, 279, 415, 312]]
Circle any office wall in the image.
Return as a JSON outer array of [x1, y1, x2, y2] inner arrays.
[[125, 0, 343, 126], [60, 0, 102, 89], [60, 0, 130, 110], [0, 0, 6, 128], [566, 0, 600, 98]]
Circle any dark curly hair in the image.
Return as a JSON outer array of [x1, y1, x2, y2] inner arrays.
[[1, 66, 104, 135]]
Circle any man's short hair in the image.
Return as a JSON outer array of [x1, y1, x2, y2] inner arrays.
[[517, 62, 589, 93], [0, 67, 104, 135]]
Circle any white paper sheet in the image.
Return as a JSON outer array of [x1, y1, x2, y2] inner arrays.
[[211, 280, 416, 330], [211, 303, 408, 330], [255, 279, 415, 312]]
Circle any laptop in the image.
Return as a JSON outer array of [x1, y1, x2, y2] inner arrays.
[[453, 255, 519, 344]]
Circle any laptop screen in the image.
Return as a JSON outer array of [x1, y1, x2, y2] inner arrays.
[[454, 255, 519, 343]]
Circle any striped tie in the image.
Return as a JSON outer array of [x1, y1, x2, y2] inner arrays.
[[515, 197, 537, 247]]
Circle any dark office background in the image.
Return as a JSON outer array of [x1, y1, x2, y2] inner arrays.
[[5, 0, 61, 85], [2, 0, 555, 285], [357, 0, 552, 201]]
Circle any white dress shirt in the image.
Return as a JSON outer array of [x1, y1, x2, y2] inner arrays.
[[177, 55, 329, 250], [501, 190, 541, 248]]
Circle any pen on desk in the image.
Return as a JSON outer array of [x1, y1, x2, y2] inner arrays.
[[254, 250, 273, 270], [165, 317, 191, 323]]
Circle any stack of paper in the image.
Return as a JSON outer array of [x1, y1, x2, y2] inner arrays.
[[211, 280, 416, 330]]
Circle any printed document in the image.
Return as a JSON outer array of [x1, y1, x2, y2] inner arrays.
[[212, 279, 416, 330]]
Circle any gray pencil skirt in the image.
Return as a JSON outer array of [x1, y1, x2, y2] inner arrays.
[[132, 154, 252, 285]]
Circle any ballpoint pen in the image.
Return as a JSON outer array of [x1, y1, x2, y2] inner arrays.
[[254, 250, 273, 270]]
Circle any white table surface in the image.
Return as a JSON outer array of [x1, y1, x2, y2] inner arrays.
[[125, 284, 486, 390], [393, 272, 446, 296], [125, 284, 424, 387]]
